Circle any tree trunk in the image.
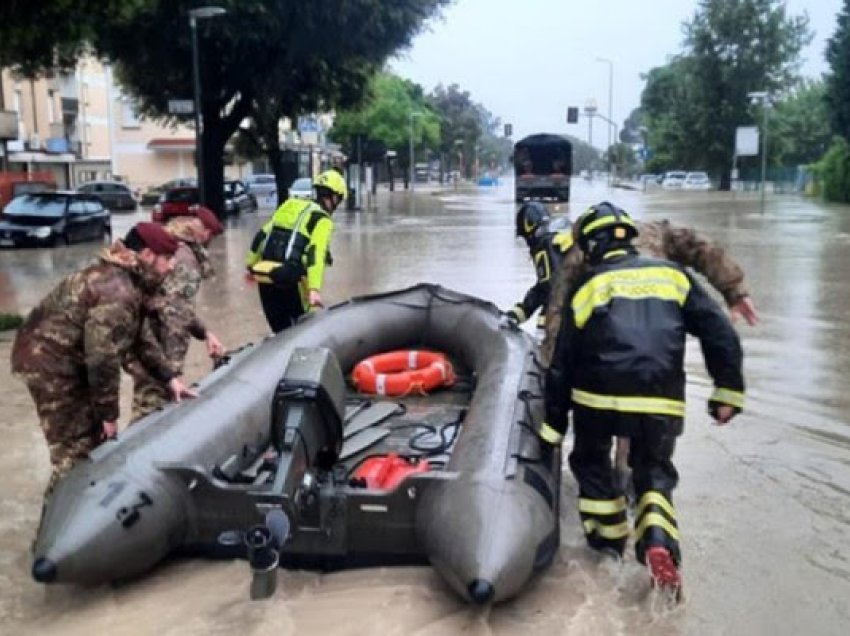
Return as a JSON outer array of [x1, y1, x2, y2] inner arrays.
[[200, 94, 252, 219], [388, 160, 394, 192], [203, 126, 226, 219]]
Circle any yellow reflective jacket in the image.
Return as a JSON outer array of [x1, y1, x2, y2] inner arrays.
[[246, 198, 333, 292]]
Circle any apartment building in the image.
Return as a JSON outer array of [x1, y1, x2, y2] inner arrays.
[[1, 57, 342, 194]]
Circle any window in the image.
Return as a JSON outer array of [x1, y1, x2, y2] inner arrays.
[[122, 100, 141, 128], [47, 90, 56, 124], [69, 200, 87, 215]]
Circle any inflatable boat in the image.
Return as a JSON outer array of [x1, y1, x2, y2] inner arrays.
[[32, 284, 560, 604]]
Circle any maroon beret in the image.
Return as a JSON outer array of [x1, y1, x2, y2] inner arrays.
[[134, 222, 180, 255], [195, 206, 224, 236]]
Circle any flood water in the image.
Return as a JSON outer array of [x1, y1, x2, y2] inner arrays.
[[1, 178, 849, 635]]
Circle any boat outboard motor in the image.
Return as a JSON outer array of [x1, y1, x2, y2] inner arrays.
[[246, 510, 290, 600], [245, 347, 346, 599]]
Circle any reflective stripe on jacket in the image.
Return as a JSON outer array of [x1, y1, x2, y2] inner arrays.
[[246, 198, 333, 291], [544, 252, 744, 433]]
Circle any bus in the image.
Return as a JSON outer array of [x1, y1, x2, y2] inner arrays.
[[513, 134, 572, 203]]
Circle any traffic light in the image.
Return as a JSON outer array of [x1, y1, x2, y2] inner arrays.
[[567, 107, 579, 124], [504, 123, 513, 137]]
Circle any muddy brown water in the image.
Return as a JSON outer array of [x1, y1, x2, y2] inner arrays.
[[1, 179, 849, 634]]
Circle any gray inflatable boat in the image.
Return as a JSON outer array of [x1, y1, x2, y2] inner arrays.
[[32, 284, 560, 604]]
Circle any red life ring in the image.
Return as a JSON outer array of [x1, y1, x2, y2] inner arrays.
[[351, 350, 455, 396]]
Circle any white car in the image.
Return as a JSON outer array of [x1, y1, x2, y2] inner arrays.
[[288, 177, 313, 200], [661, 171, 687, 189], [683, 171, 712, 191], [245, 174, 277, 201]]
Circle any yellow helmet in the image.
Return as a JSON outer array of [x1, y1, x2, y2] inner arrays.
[[313, 170, 347, 199]]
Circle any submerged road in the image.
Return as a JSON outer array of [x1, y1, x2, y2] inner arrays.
[[1, 178, 849, 634]]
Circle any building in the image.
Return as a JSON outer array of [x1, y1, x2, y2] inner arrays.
[[1, 57, 342, 195]]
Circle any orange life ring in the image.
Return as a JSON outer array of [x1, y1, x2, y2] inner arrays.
[[351, 350, 456, 396]]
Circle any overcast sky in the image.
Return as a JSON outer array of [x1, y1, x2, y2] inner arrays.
[[390, 0, 844, 147]]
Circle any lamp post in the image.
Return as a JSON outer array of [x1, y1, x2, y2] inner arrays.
[[189, 6, 226, 207], [409, 111, 423, 192], [583, 99, 598, 180], [748, 91, 769, 215], [595, 57, 614, 184]]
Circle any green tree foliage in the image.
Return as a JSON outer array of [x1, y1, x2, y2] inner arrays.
[[640, 0, 810, 189], [2, 1, 448, 213], [0, 313, 24, 331], [0, 1, 146, 76], [566, 135, 600, 174], [825, 0, 850, 141], [770, 79, 831, 167], [814, 137, 850, 202], [330, 73, 440, 157], [620, 107, 646, 145], [97, 0, 449, 213], [427, 84, 484, 178], [329, 72, 440, 189]]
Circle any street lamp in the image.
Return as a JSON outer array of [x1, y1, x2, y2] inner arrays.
[[409, 111, 423, 192], [595, 57, 614, 183], [748, 91, 770, 215], [190, 6, 226, 207]]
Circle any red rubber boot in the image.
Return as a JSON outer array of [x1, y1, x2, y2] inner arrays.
[[646, 546, 682, 601]]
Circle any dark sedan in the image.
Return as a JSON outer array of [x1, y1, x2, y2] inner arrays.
[[224, 180, 258, 215], [0, 192, 111, 248], [77, 181, 137, 211]]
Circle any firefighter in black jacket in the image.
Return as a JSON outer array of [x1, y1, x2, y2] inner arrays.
[[504, 202, 574, 330], [542, 202, 745, 598]]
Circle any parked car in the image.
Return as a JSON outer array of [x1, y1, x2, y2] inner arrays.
[[245, 173, 278, 204], [683, 171, 712, 191], [0, 171, 56, 213], [224, 179, 257, 215], [0, 192, 111, 247], [151, 186, 203, 223], [140, 178, 196, 206], [288, 177, 313, 200], [77, 180, 137, 211], [661, 171, 687, 189]]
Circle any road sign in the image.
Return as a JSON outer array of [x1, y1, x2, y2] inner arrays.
[[735, 126, 759, 156], [168, 100, 194, 115], [298, 116, 320, 133]]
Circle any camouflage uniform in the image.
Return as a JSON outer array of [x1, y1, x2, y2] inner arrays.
[[10, 244, 174, 494], [125, 233, 213, 422], [542, 219, 749, 366]]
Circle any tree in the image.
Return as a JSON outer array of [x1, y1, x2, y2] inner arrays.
[[770, 79, 831, 167], [3, 1, 449, 214], [640, 0, 810, 188], [0, 1, 147, 76], [330, 72, 440, 190], [428, 84, 484, 179], [825, 0, 850, 141]]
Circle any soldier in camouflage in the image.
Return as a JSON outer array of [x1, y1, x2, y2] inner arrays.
[[10, 223, 193, 497], [124, 212, 225, 422], [542, 216, 758, 366]]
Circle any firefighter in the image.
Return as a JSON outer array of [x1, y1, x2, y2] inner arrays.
[[504, 202, 574, 331], [246, 170, 346, 332], [542, 202, 745, 598], [542, 216, 758, 366]]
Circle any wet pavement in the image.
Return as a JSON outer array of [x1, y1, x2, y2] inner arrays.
[[1, 179, 850, 634]]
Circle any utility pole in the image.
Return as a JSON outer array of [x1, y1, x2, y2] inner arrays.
[[748, 91, 769, 215]]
